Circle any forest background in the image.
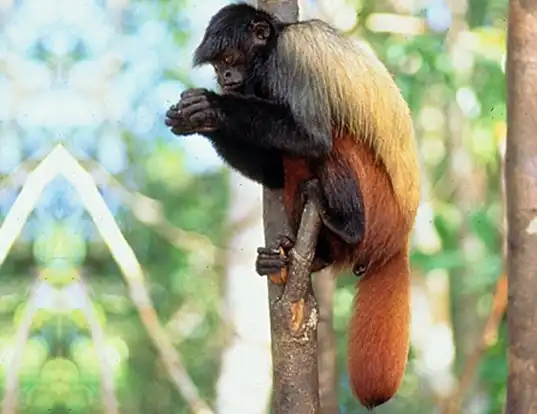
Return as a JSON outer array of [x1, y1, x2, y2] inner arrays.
[[0, 0, 507, 413]]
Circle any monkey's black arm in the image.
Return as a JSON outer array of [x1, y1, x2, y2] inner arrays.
[[169, 89, 332, 159], [216, 93, 332, 158]]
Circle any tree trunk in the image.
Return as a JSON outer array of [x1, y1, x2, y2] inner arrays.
[[255, 0, 321, 411], [505, 1, 537, 413]]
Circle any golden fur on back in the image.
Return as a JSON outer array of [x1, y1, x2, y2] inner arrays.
[[275, 20, 421, 217]]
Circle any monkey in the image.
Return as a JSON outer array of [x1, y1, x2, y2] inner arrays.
[[164, 3, 420, 409]]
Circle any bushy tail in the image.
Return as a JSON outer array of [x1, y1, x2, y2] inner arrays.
[[348, 248, 411, 410]]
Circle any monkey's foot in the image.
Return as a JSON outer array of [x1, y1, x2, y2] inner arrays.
[[256, 235, 295, 285]]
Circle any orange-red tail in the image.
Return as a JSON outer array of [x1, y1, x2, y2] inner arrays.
[[348, 248, 411, 409]]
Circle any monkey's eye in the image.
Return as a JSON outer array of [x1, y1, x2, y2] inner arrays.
[[223, 54, 233, 65]]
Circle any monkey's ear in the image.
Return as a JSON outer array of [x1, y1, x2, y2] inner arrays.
[[249, 20, 271, 44]]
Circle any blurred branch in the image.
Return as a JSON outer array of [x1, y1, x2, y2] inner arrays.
[[1, 280, 42, 414], [88, 161, 260, 252], [0, 155, 251, 259], [0, 160, 40, 188], [443, 272, 508, 414], [0, 144, 213, 413], [78, 279, 119, 414], [0, 154, 59, 267], [83, 161, 219, 255], [53, 144, 214, 414]]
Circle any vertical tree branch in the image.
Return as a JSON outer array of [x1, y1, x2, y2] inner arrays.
[[1, 281, 42, 414], [505, 1, 537, 412], [443, 273, 508, 414], [78, 279, 119, 414], [255, 2, 321, 411], [265, 195, 322, 414]]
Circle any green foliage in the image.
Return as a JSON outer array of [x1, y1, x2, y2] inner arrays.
[[0, 0, 508, 412]]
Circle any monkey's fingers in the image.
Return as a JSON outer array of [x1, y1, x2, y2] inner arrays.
[[165, 116, 182, 127], [180, 88, 209, 99], [165, 112, 195, 132], [165, 107, 187, 120], [256, 246, 289, 285], [178, 98, 211, 118], [171, 126, 196, 135], [255, 256, 288, 273], [257, 246, 281, 255], [188, 111, 219, 128], [171, 125, 215, 135], [178, 94, 208, 108], [276, 235, 295, 253]]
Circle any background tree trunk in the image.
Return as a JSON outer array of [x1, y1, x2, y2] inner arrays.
[[505, 1, 537, 412]]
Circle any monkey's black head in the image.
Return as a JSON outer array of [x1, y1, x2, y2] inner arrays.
[[193, 3, 279, 94]]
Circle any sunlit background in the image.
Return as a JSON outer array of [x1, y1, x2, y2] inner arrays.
[[0, 0, 507, 413]]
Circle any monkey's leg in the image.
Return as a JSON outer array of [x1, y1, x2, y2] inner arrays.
[[314, 166, 365, 246]]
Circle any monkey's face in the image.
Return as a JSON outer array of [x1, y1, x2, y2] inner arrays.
[[194, 6, 276, 94], [211, 20, 273, 94], [212, 49, 247, 93]]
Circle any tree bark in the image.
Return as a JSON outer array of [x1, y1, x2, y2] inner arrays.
[[263, 192, 322, 414], [255, 1, 321, 412], [505, 1, 537, 413]]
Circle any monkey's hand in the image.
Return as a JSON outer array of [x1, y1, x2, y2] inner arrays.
[[256, 235, 295, 285], [165, 88, 223, 135]]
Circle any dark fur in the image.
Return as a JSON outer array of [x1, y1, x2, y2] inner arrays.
[[166, 3, 364, 259]]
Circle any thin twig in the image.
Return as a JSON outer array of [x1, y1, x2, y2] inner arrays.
[[0, 155, 226, 258], [1, 281, 42, 414], [0, 153, 60, 267], [84, 162, 219, 255], [0, 144, 213, 414], [56, 144, 214, 414], [443, 273, 508, 414]]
